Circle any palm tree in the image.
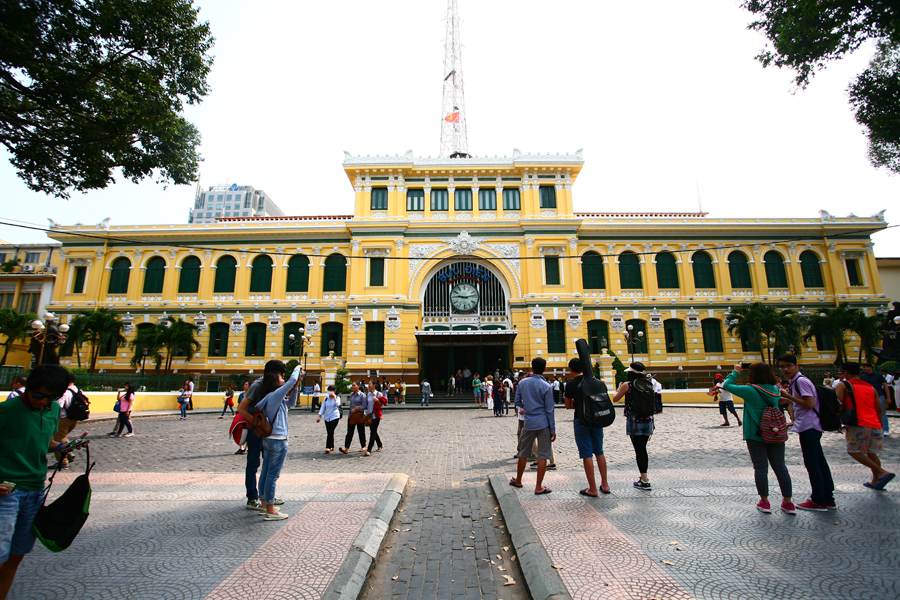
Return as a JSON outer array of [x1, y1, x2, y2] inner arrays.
[[727, 302, 802, 365], [157, 317, 201, 376], [849, 311, 883, 363], [0, 308, 38, 366], [801, 303, 860, 364], [60, 315, 88, 368], [129, 324, 164, 373], [77, 308, 127, 372]]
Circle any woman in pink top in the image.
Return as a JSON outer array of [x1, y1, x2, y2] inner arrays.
[[112, 383, 136, 437]]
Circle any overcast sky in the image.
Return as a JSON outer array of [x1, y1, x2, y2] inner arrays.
[[1, 0, 897, 255]]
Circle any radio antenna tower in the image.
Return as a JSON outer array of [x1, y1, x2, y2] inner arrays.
[[439, 0, 470, 158]]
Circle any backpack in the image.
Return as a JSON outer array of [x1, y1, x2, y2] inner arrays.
[[839, 380, 858, 426], [629, 378, 656, 419], [33, 445, 95, 552], [66, 389, 90, 421], [752, 384, 789, 443], [574, 338, 616, 429], [800, 375, 841, 432]]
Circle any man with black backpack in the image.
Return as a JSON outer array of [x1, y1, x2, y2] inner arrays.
[[777, 355, 836, 512], [564, 358, 610, 496], [52, 373, 87, 470]]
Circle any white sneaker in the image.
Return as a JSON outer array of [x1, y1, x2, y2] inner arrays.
[[123, 433, 134, 437], [263, 512, 288, 521]]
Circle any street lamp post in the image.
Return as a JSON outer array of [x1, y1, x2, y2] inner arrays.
[[30, 312, 69, 366], [623, 324, 644, 363], [141, 347, 148, 390], [288, 328, 314, 409]]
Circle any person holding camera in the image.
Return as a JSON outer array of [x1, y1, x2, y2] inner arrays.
[[316, 385, 342, 453], [0, 365, 87, 598]]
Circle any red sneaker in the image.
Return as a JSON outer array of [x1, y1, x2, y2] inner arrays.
[[796, 499, 828, 512]]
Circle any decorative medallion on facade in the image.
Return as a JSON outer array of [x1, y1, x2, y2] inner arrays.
[[349, 307, 365, 332], [566, 305, 582, 331], [364, 248, 390, 258], [157, 311, 170, 325], [446, 230, 480, 255], [685, 307, 701, 331], [121, 312, 135, 335], [230, 312, 245, 335], [305, 311, 321, 335], [529, 305, 546, 331], [648, 308, 663, 332], [610, 308, 625, 332], [193, 312, 208, 335], [266, 311, 282, 335], [385, 306, 402, 332]]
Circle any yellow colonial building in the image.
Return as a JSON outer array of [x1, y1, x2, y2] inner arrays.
[[44, 150, 889, 386]]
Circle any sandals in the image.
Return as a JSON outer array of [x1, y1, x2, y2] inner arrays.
[[534, 487, 552, 495], [365, 451, 371, 456], [339, 448, 348, 454], [376, 447, 383, 452], [325, 449, 332, 454], [579, 488, 599, 498], [509, 478, 523, 488]]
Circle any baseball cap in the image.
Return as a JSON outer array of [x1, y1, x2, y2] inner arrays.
[[624, 362, 645, 373], [264, 360, 286, 374]]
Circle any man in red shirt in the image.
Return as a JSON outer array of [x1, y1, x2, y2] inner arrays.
[[835, 362, 894, 491]]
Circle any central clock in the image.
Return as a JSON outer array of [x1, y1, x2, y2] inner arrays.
[[450, 282, 479, 312]]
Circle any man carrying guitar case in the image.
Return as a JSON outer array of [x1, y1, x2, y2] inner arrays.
[[565, 339, 616, 497]]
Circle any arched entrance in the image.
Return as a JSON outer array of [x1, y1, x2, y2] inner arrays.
[[416, 259, 516, 390]]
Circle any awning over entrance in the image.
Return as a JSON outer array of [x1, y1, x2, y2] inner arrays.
[[415, 329, 518, 347]]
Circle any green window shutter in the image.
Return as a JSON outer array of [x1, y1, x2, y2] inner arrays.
[[587, 320, 609, 355], [286, 255, 310, 292], [208, 323, 229, 356], [100, 335, 118, 356], [249, 255, 273, 293], [431, 189, 449, 211], [728, 252, 752, 288], [454, 189, 473, 210], [547, 320, 566, 354], [815, 333, 836, 351], [406, 190, 425, 211], [108, 257, 131, 294], [72, 266, 86, 294], [214, 255, 237, 293], [371, 188, 388, 210], [545, 256, 561, 285], [245, 323, 267, 356], [322, 322, 343, 356], [764, 251, 788, 288], [799, 251, 824, 287], [656, 252, 679, 289], [178, 257, 201, 293], [619, 252, 642, 289], [701, 319, 724, 352], [366, 322, 385, 355], [539, 186, 557, 208], [370, 257, 385, 286], [282, 322, 302, 356], [846, 259, 862, 286], [692, 252, 716, 288], [478, 189, 497, 210], [625, 319, 648, 353], [664, 320, 685, 353], [581, 252, 605, 289], [502, 188, 520, 210], [323, 254, 347, 292], [142, 257, 166, 294]]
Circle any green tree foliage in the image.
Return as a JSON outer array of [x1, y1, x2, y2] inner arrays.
[[72, 308, 126, 372], [848, 310, 883, 363], [334, 368, 352, 396], [157, 316, 201, 376], [802, 303, 860, 364], [744, 1, 900, 173], [0, 257, 21, 273], [726, 302, 802, 365], [128, 325, 164, 372], [0, 307, 38, 366], [0, 0, 215, 197]]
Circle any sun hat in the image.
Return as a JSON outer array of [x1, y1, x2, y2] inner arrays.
[[624, 362, 646, 373]]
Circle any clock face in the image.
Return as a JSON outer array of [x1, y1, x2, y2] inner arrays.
[[450, 283, 479, 312]]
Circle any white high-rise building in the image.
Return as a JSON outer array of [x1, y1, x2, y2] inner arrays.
[[189, 183, 284, 224]]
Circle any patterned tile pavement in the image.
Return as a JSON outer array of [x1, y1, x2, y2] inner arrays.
[[7, 406, 899, 600]]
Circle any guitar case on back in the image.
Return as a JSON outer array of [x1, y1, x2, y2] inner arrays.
[[575, 338, 616, 428]]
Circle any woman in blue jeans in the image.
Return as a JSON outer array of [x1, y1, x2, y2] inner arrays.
[[255, 364, 301, 520]]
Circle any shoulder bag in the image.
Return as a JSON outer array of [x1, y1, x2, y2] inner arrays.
[[252, 401, 283, 439]]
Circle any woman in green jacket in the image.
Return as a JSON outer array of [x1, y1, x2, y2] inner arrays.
[[723, 362, 795, 515]]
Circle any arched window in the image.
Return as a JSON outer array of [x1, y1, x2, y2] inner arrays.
[[587, 320, 609, 355], [728, 251, 752, 289], [322, 322, 343, 356], [323, 254, 347, 292], [108, 257, 131, 294], [245, 323, 267, 356], [581, 252, 605, 289], [656, 252, 679, 289], [799, 250, 824, 288], [142, 256, 166, 294], [214, 255, 237, 293], [208, 323, 229, 357], [283, 322, 303, 355], [624, 319, 648, 354], [764, 251, 788, 288], [249, 255, 273, 293], [701, 318, 724, 352], [692, 251, 716, 289], [619, 252, 642, 290], [178, 256, 201, 294], [664, 319, 685, 353], [286, 255, 310, 293]]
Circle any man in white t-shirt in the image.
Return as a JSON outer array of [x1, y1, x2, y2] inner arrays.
[[713, 373, 742, 427], [311, 381, 321, 412], [551, 378, 561, 404]]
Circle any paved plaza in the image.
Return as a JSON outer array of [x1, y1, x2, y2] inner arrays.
[[8, 406, 899, 600]]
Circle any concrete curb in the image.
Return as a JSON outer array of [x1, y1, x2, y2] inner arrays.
[[322, 473, 409, 600], [490, 474, 573, 600]]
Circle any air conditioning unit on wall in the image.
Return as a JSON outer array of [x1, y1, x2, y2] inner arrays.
[[22, 265, 35, 273]]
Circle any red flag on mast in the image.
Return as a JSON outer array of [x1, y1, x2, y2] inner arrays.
[[444, 111, 459, 123]]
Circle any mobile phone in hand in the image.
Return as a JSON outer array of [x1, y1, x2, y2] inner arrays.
[[0, 481, 15, 493]]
